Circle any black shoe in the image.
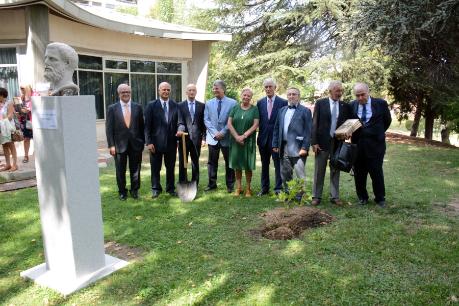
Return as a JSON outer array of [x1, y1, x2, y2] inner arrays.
[[227, 188, 234, 193], [119, 193, 127, 201], [376, 200, 386, 208], [257, 190, 269, 196], [274, 190, 281, 196], [204, 186, 217, 192], [130, 190, 139, 199], [152, 191, 160, 198], [358, 198, 368, 205], [168, 191, 178, 197]]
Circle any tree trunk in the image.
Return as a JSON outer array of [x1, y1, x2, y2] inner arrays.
[[410, 104, 422, 137], [424, 99, 434, 140]]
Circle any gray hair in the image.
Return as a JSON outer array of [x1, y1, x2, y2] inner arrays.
[[158, 81, 171, 90], [241, 87, 253, 96], [117, 83, 130, 93], [328, 80, 343, 91], [47, 42, 78, 70], [213, 80, 226, 92], [353, 82, 369, 93], [287, 87, 301, 96], [263, 78, 277, 87]]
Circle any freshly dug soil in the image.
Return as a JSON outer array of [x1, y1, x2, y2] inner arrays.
[[256, 206, 335, 240], [386, 132, 458, 148]]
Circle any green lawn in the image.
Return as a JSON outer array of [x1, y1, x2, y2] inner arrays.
[[1, 142, 459, 305]]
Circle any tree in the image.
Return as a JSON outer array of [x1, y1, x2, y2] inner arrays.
[[347, 0, 459, 140]]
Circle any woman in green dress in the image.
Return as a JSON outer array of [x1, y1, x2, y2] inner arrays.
[[227, 88, 259, 197]]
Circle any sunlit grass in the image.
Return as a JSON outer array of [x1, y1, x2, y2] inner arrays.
[[1, 143, 459, 305]]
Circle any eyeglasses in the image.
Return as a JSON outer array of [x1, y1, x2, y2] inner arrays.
[[355, 93, 366, 97], [120, 91, 131, 94]]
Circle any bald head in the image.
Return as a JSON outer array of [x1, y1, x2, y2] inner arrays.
[[186, 83, 197, 101], [158, 82, 171, 100], [328, 80, 343, 101]]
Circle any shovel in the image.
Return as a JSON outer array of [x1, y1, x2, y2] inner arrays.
[[177, 133, 197, 202]]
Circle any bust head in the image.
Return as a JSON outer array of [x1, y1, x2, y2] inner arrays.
[[44, 42, 79, 96]]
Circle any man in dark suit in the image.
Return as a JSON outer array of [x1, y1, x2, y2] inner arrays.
[[311, 81, 351, 206], [272, 87, 312, 191], [350, 83, 392, 207], [257, 78, 288, 196], [106, 84, 145, 200], [144, 82, 181, 198], [177, 84, 206, 185]]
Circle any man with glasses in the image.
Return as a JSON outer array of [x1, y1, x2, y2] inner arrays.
[[311, 80, 351, 206], [204, 80, 237, 193], [272, 87, 312, 193], [256, 78, 287, 196], [145, 82, 181, 198], [106, 84, 145, 200], [350, 83, 391, 207]]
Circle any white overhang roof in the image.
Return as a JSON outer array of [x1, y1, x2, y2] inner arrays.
[[0, 0, 232, 42]]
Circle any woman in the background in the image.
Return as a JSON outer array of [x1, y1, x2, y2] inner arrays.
[[19, 84, 34, 163], [227, 88, 259, 197], [0, 87, 18, 172]]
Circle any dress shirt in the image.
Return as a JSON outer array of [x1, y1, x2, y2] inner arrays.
[[328, 97, 339, 119], [187, 99, 195, 115], [357, 96, 372, 124], [283, 103, 297, 141], [120, 100, 131, 116]]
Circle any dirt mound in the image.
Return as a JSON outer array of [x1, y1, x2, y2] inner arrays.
[[386, 132, 458, 148], [255, 206, 335, 240]]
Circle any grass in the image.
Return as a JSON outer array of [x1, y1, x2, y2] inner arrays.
[[1, 142, 459, 305]]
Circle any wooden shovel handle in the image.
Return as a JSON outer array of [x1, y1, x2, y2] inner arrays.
[[181, 133, 188, 169]]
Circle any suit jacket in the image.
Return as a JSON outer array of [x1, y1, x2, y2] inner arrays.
[[311, 97, 351, 151], [257, 95, 288, 147], [273, 104, 313, 157], [350, 97, 392, 157], [144, 99, 180, 153], [177, 100, 206, 148], [106, 101, 145, 153], [204, 96, 237, 147]]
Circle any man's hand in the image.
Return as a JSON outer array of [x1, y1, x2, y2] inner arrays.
[[176, 131, 184, 137], [201, 140, 206, 147], [147, 144, 155, 154], [312, 144, 321, 154], [272, 147, 279, 153], [214, 132, 224, 140], [109, 146, 116, 156], [299, 149, 308, 157]]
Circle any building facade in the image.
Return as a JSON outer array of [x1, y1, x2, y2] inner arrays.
[[0, 0, 230, 139]]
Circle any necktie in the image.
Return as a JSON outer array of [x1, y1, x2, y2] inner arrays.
[[217, 99, 222, 118], [190, 102, 195, 123], [361, 103, 367, 124], [163, 101, 168, 122], [267, 97, 273, 119], [123, 103, 130, 127], [330, 101, 338, 137]]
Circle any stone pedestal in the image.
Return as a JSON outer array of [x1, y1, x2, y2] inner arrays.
[[20, 96, 128, 295]]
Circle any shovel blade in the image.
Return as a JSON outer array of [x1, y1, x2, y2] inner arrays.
[[177, 181, 197, 202]]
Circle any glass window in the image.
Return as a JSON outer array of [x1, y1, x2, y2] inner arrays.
[[105, 60, 128, 70], [104, 73, 129, 115], [0, 48, 17, 65], [78, 55, 102, 70], [157, 75, 182, 102], [79, 71, 104, 119], [130, 60, 155, 73], [157, 62, 181, 74], [0, 67, 19, 98], [131, 74, 156, 108]]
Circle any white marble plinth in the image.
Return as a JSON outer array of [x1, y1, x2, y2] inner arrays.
[[21, 255, 128, 296], [21, 96, 128, 295]]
